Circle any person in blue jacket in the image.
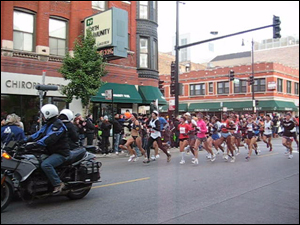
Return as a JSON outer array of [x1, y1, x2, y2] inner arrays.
[[1, 113, 26, 145], [23, 104, 70, 195]]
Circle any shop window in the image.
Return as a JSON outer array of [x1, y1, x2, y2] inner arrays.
[[234, 80, 247, 93], [13, 10, 34, 52], [49, 18, 67, 56]]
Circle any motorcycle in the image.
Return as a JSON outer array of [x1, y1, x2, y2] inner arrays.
[[1, 141, 102, 212]]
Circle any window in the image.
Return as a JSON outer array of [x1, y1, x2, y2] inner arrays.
[[277, 78, 283, 92], [234, 80, 247, 93], [253, 78, 266, 92], [92, 1, 106, 10], [49, 18, 67, 56], [13, 10, 34, 51], [217, 81, 229, 94], [153, 39, 158, 70], [209, 82, 213, 93], [286, 80, 292, 94], [139, 1, 148, 19], [190, 84, 205, 96], [295, 82, 299, 95], [139, 38, 148, 68]]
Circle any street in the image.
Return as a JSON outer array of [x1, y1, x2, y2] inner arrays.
[[1, 138, 299, 224]]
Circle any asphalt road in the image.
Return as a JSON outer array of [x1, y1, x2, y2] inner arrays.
[[1, 138, 299, 224]]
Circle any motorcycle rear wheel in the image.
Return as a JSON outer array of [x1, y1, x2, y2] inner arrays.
[[66, 184, 92, 200], [1, 181, 13, 213]]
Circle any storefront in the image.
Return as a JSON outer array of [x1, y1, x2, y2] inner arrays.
[[1, 72, 82, 134]]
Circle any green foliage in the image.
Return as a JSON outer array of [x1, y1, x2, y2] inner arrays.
[[59, 29, 107, 114]]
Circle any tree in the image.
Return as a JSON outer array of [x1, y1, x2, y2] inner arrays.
[[59, 29, 107, 115]]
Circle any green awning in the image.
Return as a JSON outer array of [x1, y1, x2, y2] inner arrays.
[[257, 100, 298, 111], [138, 86, 167, 105], [189, 102, 222, 112], [223, 101, 253, 111], [223, 100, 298, 112], [91, 83, 143, 103], [159, 103, 188, 113]]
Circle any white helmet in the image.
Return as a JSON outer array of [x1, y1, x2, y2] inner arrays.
[[60, 109, 74, 122], [41, 104, 59, 120]]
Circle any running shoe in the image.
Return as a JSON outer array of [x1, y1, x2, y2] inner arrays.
[[156, 154, 160, 159], [206, 154, 212, 159], [230, 156, 236, 163], [254, 148, 258, 155], [184, 145, 190, 151], [151, 155, 156, 160], [266, 143, 269, 148], [223, 154, 229, 161], [143, 159, 151, 163], [179, 160, 185, 164], [269, 148, 273, 152], [245, 156, 250, 161], [133, 157, 139, 162], [244, 143, 248, 150], [288, 154, 293, 159], [211, 154, 216, 162], [128, 155, 136, 162], [192, 158, 199, 164]]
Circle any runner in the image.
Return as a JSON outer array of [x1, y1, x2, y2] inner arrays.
[[282, 112, 296, 159], [144, 111, 171, 163], [244, 116, 257, 161], [177, 116, 191, 164], [263, 114, 274, 152]]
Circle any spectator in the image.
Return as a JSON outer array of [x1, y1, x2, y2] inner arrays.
[[85, 113, 95, 146], [112, 114, 123, 155], [74, 113, 86, 146], [101, 116, 112, 155], [1, 113, 26, 145]]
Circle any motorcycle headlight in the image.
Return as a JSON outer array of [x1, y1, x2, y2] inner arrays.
[[2, 152, 12, 160]]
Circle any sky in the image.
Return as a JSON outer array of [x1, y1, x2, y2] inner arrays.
[[157, 1, 299, 63]]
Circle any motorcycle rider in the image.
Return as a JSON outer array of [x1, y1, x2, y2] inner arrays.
[[58, 109, 79, 150], [23, 104, 70, 194]]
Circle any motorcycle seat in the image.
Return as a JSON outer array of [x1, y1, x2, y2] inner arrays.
[[64, 147, 87, 165]]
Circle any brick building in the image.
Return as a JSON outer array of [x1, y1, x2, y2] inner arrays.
[[160, 61, 299, 117], [1, 1, 164, 133]]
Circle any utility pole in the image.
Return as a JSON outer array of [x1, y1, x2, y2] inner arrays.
[[175, 1, 180, 117], [251, 39, 256, 114]]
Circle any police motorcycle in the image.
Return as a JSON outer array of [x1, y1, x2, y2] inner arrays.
[[1, 140, 102, 212]]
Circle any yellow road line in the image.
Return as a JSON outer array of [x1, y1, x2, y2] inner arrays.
[[92, 177, 150, 189], [258, 153, 279, 158]]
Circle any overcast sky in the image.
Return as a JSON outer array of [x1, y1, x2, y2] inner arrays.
[[157, 1, 299, 63]]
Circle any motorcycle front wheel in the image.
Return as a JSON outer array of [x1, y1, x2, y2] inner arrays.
[[1, 180, 13, 213], [66, 184, 92, 200]]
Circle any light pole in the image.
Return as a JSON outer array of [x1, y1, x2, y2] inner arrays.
[[242, 38, 256, 113], [175, 1, 185, 117]]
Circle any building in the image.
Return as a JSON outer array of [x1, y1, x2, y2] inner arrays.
[[1, 1, 165, 134], [160, 62, 299, 117]]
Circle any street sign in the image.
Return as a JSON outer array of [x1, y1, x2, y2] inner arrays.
[[105, 89, 113, 100]]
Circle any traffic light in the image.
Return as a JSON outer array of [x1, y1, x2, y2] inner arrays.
[[249, 76, 254, 85], [170, 61, 176, 96], [273, 15, 281, 39], [255, 99, 259, 106], [158, 80, 164, 95], [229, 70, 235, 81]]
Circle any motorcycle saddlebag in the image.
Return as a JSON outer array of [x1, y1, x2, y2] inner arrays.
[[79, 160, 102, 182]]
